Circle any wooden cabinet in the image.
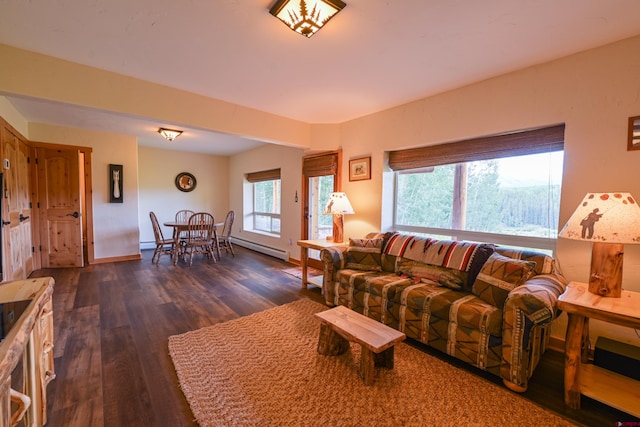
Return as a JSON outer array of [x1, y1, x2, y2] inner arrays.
[[1, 118, 35, 282], [0, 277, 55, 426]]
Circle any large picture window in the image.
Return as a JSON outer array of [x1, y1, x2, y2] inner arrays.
[[246, 169, 281, 235], [390, 125, 565, 251]]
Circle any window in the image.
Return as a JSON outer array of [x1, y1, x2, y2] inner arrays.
[[390, 125, 564, 252], [246, 169, 281, 235]]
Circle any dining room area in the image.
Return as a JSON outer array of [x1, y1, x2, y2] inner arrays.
[[149, 209, 235, 266], [136, 146, 242, 266]]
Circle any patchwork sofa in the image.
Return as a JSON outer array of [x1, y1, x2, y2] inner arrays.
[[320, 232, 567, 392]]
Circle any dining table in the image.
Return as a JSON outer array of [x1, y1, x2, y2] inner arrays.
[[164, 220, 225, 263]]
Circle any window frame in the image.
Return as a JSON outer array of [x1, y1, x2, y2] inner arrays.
[[389, 125, 565, 253], [245, 169, 282, 236]]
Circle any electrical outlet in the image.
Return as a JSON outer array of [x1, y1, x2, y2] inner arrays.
[[288, 239, 292, 245]]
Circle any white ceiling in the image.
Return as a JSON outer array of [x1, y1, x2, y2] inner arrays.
[[2, 0, 640, 155]]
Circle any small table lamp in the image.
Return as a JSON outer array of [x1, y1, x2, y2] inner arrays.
[[559, 192, 640, 297], [323, 192, 355, 243]]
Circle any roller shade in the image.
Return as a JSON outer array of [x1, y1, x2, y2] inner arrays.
[[245, 168, 281, 183], [388, 124, 565, 171], [302, 152, 339, 177]]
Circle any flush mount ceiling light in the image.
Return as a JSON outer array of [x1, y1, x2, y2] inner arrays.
[[158, 128, 183, 142], [269, 0, 346, 38]]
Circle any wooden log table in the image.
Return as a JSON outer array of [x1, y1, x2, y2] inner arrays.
[[314, 305, 406, 385], [557, 281, 640, 418]]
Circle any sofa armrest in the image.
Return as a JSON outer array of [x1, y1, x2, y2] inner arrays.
[[320, 247, 347, 306], [501, 273, 567, 389], [505, 273, 568, 325]]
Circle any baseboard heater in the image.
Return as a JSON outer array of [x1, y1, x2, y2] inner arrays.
[[232, 238, 289, 261]]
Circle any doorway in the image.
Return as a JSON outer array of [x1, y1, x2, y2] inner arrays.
[[32, 142, 94, 267], [301, 150, 341, 269]]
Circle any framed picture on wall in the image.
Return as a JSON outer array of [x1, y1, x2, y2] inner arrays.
[[109, 164, 123, 203], [349, 156, 371, 181]]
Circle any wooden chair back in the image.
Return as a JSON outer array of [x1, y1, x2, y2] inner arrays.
[[150, 211, 176, 264], [149, 211, 165, 243], [221, 210, 235, 238], [175, 209, 194, 223], [187, 212, 215, 243], [216, 210, 236, 257]]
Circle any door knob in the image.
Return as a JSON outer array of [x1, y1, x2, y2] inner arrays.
[[66, 211, 79, 218]]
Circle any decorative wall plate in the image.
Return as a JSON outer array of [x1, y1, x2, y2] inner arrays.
[[175, 172, 197, 192]]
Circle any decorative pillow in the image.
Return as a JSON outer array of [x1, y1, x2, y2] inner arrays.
[[494, 248, 555, 275], [472, 253, 537, 308], [466, 244, 495, 288], [396, 258, 467, 290], [345, 238, 383, 271]]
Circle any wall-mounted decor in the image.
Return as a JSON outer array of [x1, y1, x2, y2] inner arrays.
[[349, 156, 371, 181], [175, 172, 197, 192], [109, 164, 123, 203], [628, 116, 640, 151]]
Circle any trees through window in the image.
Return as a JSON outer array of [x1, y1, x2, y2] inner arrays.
[[390, 125, 565, 252]]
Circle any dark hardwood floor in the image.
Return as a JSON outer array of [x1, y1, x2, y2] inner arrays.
[[29, 246, 637, 427]]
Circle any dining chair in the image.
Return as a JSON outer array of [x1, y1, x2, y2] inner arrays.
[[217, 210, 235, 257], [182, 212, 217, 266], [149, 211, 176, 264], [174, 209, 194, 243], [175, 209, 194, 223]]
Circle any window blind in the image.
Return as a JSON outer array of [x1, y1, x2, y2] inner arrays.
[[302, 152, 339, 177], [245, 168, 281, 183], [388, 124, 565, 171]]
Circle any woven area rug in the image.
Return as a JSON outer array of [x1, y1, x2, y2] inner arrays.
[[168, 299, 575, 427]]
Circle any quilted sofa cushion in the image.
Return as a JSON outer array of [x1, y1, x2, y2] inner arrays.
[[344, 238, 383, 271], [333, 273, 504, 374], [333, 269, 413, 320], [396, 259, 467, 290], [472, 253, 537, 308]]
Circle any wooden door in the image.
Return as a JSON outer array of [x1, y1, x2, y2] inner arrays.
[[2, 128, 34, 280], [37, 148, 83, 268]]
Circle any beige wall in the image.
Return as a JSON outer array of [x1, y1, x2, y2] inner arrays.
[[28, 123, 141, 259], [230, 144, 305, 259], [138, 146, 230, 248]]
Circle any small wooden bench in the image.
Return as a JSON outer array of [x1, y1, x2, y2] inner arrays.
[[314, 306, 406, 385]]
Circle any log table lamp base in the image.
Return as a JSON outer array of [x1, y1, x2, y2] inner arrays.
[[588, 242, 624, 298]]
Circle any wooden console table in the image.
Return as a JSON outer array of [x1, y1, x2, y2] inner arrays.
[[297, 239, 347, 290], [0, 277, 55, 427], [557, 281, 640, 418]]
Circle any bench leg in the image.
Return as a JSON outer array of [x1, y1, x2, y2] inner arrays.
[[361, 346, 395, 385], [361, 347, 376, 385], [317, 324, 349, 356], [376, 346, 394, 369]]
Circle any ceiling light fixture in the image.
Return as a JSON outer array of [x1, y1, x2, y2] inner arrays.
[[158, 128, 183, 142], [269, 0, 346, 38]]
